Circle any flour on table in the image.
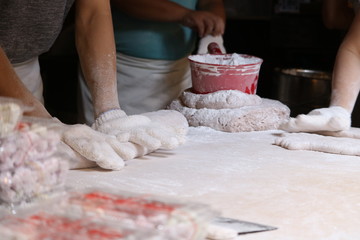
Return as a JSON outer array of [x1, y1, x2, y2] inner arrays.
[[280, 106, 351, 132], [274, 132, 360, 156], [169, 98, 290, 132], [180, 89, 262, 109]]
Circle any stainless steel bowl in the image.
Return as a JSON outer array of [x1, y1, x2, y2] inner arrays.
[[273, 68, 332, 116]]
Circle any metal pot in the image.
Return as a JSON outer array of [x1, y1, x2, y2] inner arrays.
[[273, 68, 332, 117]]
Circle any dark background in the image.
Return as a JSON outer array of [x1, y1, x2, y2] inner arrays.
[[40, 0, 359, 125]]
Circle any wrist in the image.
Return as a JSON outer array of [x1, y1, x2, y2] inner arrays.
[[94, 108, 126, 127]]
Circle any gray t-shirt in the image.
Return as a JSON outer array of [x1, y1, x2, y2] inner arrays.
[[0, 0, 75, 63]]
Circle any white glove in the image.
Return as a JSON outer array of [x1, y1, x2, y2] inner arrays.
[[23, 117, 134, 170], [92, 109, 182, 151], [197, 35, 226, 54], [141, 110, 188, 146], [279, 106, 351, 133]]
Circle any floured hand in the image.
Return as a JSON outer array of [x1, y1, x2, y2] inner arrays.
[[93, 109, 184, 151], [274, 132, 360, 156], [24, 110, 189, 170], [141, 110, 188, 146], [23, 117, 130, 170], [279, 106, 351, 133]]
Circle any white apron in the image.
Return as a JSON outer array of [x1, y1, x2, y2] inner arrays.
[[12, 57, 44, 103], [79, 53, 191, 125]]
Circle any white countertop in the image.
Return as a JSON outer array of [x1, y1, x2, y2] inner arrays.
[[66, 127, 360, 240]]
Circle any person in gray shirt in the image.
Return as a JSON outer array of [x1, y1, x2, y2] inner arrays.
[[0, 0, 181, 155]]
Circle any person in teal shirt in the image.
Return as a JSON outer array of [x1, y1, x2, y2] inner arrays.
[[281, 0, 360, 132], [79, 0, 226, 124]]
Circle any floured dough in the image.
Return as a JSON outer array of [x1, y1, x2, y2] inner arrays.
[[280, 106, 351, 132], [169, 98, 290, 132], [274, 132, 360, 156], [180, 89, 262, 109]]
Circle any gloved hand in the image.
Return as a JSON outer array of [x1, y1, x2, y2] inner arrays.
[[92, 109, 183, 151], [197, 35, 226, 54], [23, 117, 136, 170], [181, 11, 224, 37], [279, 106, 351, 133]]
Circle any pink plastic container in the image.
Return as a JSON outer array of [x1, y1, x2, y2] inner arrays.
[[188, 54, 263, 94]]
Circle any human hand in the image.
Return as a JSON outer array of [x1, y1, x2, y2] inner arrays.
[[23, 117, 134, 170], [181, 10, 225, 37], [197, 35, 226, 54], [92, 109, 184, 151], [279, 106, 351, 133]]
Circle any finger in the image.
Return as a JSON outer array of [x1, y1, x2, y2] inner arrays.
[[116, 132, 131, 142], [194, 18, 205, 37], [129, 129, 161, 150], [96, 115, 151, 134], [63, 125, 125, 170], [147, 127, 180, 149], [202, 18, 214, 37], [106, 138, 137, 160], [212, 19, 225, 36]]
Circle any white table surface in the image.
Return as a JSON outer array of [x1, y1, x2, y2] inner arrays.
[[66, 126, 360, 240]]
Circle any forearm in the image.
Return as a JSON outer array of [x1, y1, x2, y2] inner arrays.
[[330, 45, 360, 112], [111, 0, 190, 22], [0, 48, 50, 118], [330, 11, 360, 113], [75, 0, 120, 118]]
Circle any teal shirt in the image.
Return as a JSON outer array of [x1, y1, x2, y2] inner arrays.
[[112, 0, 198, 60]]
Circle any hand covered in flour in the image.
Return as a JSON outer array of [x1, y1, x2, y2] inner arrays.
[[92, 109, 185, 151], [279, 106, 351, 133], [197, 35, 226, 54], [24, 117, 135, 170]]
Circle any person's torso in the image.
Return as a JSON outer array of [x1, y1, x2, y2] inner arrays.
[[0, 0, 75, 63], [112, 0, 198, 60]]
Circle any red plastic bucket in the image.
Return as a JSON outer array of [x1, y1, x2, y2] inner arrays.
[[188, 53, 263, 94]]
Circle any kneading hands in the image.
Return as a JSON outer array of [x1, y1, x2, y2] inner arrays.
[[24, 110, 188, 171]]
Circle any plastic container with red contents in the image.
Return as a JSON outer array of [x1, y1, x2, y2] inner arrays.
[[65, 188, 217, 240], [0, 212, 150, 240], [188, 53, 263, 94]]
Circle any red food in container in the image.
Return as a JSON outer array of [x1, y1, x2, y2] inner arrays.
[[188, 53, 263, 94]]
